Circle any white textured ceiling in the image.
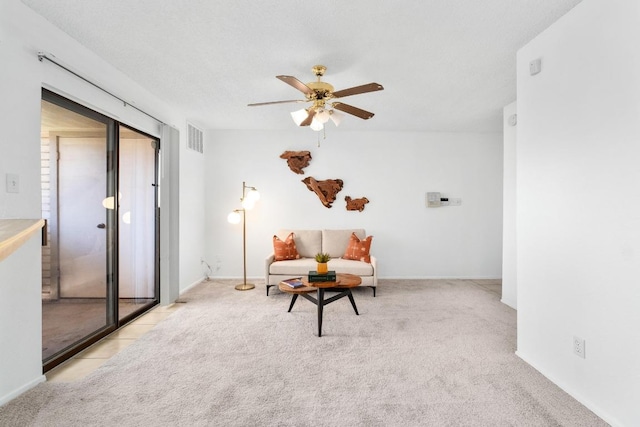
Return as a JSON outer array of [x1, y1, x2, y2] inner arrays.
[[21, 0, 582, 132]]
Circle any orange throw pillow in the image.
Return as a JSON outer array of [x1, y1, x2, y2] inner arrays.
[[343, 233, 373, 263], [273, 232, 300, 261]]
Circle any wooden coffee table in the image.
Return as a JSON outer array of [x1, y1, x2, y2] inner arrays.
[[278, 273, 362, 337]]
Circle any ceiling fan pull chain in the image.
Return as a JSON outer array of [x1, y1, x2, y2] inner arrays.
[[317, 126, 327, 147]]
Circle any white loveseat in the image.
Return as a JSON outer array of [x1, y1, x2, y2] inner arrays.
[[265, 229, 377, 297]]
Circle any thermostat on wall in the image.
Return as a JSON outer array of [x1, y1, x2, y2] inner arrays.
[[426, 192, 441, 208]]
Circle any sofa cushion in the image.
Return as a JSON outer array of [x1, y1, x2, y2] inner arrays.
[[269, 258, 317, 275], [273, 232, 300, 261], [343, 232, 373, 263], [276, 230, 321, 258], [270, 258, 374, 277], [322, 229, 365, 258], [329, 258, 374, 276]]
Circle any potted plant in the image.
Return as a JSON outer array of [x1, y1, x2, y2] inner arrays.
[[314, 252, 331, 274]]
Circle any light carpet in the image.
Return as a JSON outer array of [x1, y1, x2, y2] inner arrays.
[[0, 279, 607, 426]]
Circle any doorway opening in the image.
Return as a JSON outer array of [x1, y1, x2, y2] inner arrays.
[[40, 90, 160, 371]]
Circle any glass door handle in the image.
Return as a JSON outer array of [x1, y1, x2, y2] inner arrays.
[[97, 223, 106, 229]]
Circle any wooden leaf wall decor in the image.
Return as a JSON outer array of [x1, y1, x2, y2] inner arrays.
[[280, 150, 312, 174], [302, 177, 343, 208], [345, 196, 369, 212]]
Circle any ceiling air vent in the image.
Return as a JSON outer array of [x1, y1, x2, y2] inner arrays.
[[187, 122, 204, 154]]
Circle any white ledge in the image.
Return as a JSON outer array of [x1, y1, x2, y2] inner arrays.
[[0, 219, 45, 263]]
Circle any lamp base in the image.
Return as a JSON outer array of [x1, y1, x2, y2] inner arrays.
[[235, 283, 255, 291]]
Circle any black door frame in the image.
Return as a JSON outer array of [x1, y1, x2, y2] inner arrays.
[[41, 88, 160, 372]]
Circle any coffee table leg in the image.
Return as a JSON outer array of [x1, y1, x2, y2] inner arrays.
[[347, 290, 359, 315], [288, 294, 298, 312], [317, 288, 324, 337]]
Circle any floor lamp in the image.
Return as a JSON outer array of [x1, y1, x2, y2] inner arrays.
[[227, 182, 260, 291]]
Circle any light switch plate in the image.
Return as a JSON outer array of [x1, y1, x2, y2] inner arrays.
[[529, 58, 542, 76], [6, 173, 19, 193]]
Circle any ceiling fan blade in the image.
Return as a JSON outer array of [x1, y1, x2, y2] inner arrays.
[[277, 75, 315, 96], [332, 102, 375, 120], [247, 99, 306, 107], [299, 109, 316, 126], [332, 83, 384, 98]]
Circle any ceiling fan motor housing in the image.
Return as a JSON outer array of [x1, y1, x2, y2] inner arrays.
[[306, 81, 334, 102], [306, 65, 334, 101]]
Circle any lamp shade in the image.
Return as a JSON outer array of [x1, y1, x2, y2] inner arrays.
[[329, 110, 344, 126], [241, 197, 255, 210], [291, 109, 309, 126], [227, 211, 241, 224], [310, 118, 324, 131], [316, 109, 330, 124], [246, 188, 260, 202]]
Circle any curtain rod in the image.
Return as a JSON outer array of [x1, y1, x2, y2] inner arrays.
[[37, 52, 166, 125]]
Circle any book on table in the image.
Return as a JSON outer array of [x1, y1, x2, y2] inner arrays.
[[308, 271, 337, 282], [280, 277, 304, 288]]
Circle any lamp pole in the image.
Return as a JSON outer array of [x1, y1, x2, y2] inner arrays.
[[236, 207, 253, 291], [229, 181, 259, 291]]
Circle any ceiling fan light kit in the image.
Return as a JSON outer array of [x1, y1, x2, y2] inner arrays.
[[249, 65, 383, 132], [290, 108, 309, 126]]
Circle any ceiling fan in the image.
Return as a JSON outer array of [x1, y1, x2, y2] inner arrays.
[[248, 65, 384, 131]]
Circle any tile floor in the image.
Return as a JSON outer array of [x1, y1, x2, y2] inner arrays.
[[45, 303, 182, 382], [42, 299, 154, 360]]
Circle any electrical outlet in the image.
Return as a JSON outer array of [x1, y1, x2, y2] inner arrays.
[[573, 336, 586, 359], [6, 173, 19, 193]]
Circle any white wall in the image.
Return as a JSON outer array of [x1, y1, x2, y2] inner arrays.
[[516, 0, 640, 425], [501, 102, 517, 309], [0, 0, 204, 403], [180, 145, 206, 289], [204, 130, 503, 280], [0, 236, 44, 405]]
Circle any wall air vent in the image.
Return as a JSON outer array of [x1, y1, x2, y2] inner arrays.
[[187, 122, 204, 154]]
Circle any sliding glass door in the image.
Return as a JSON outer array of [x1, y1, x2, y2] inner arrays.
[[41, 98, 115, 362], [41, 90, 159, 370], [118, 125, 159, 320]]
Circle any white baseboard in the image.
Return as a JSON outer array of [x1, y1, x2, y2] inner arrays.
[[515, 351, 620, 427], [204, 276, 265, 283], [501, 298, 517, 310], [179, 276, 208, 295], [0, 375, 46, 406]]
